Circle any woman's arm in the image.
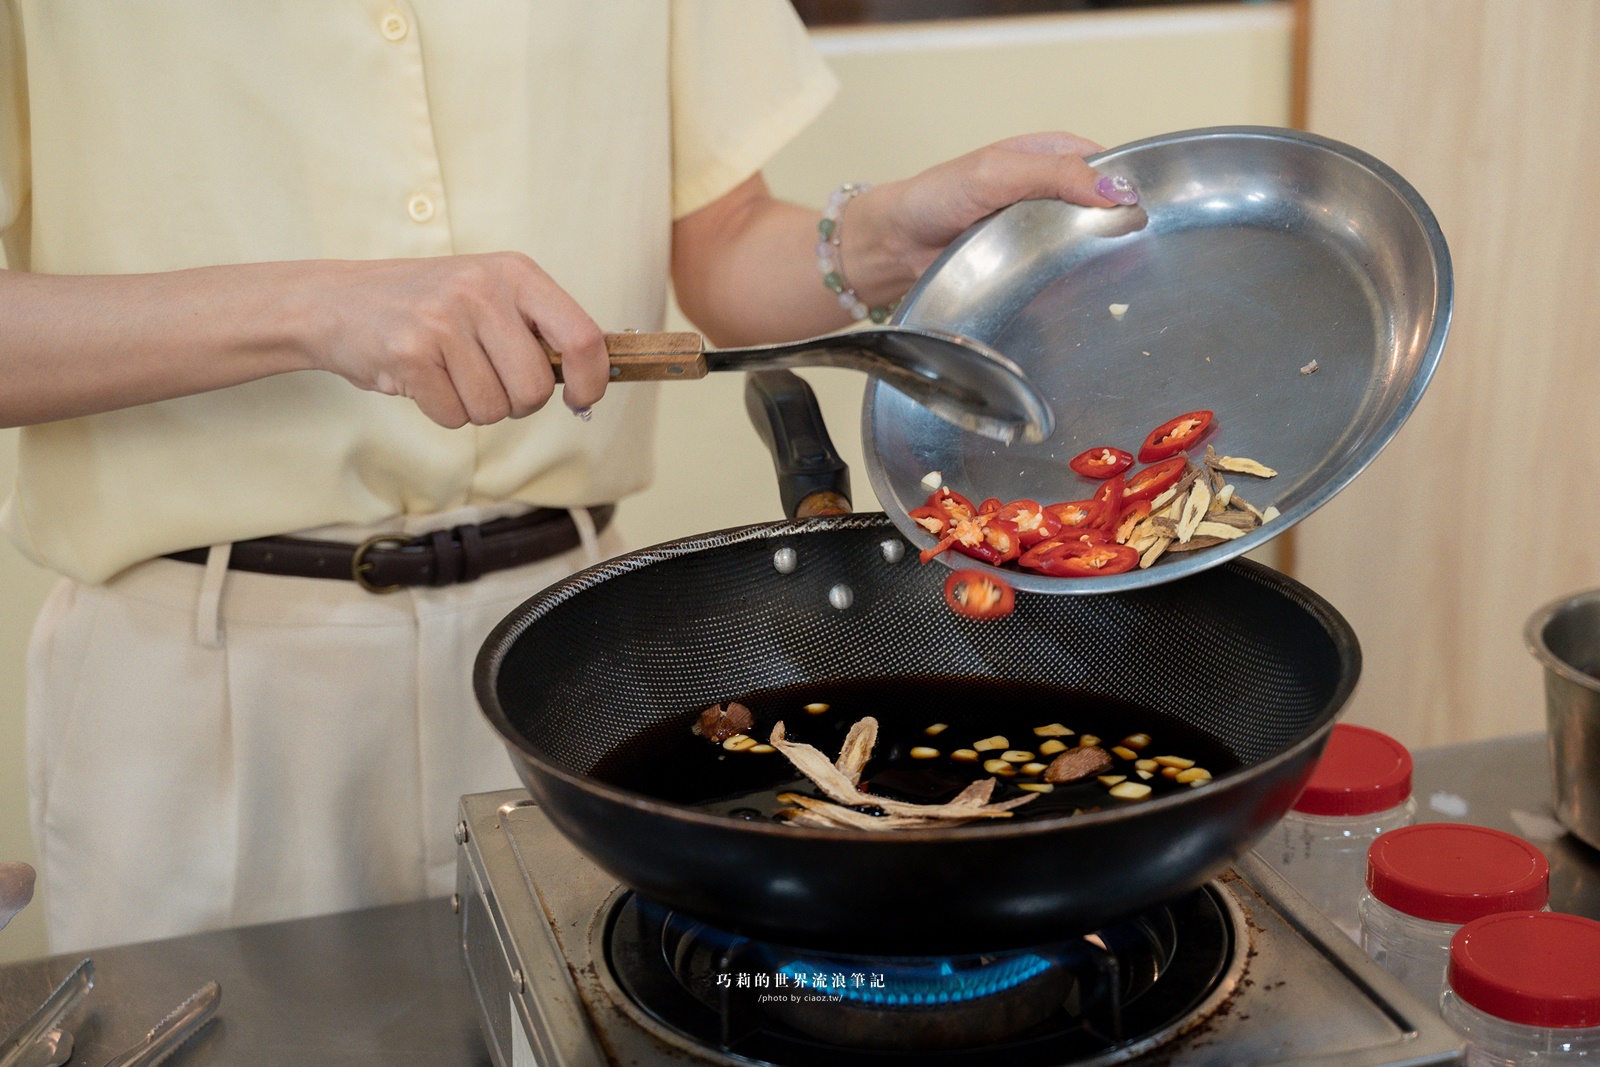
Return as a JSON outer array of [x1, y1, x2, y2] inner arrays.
[[0, 253, 612, 428], [672, 132, 1135, 347]]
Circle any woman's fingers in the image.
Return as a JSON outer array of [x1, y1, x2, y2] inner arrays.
[[963, 141, 1133, 212], [318, 253, 606, 428], [440, 328, 514, 426], [0, 861, 37, 932], [989, 130, 1106, 158], [510, 256, 609, 413]]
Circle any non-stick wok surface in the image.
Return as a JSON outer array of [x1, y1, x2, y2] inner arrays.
[[477, 515, 1359, 955]]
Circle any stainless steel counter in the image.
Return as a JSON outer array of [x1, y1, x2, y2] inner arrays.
[[0, 732, 1590, 1065], [0, 898, 492, 1066]]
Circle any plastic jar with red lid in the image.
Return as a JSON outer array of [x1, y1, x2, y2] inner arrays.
[[1260, 723, 1416, 940], [1360, 823, 1550, 1009], [1440, 911, 1600, 1065]]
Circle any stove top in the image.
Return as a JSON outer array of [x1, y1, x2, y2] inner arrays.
[[454, 790, 1462, 1067]]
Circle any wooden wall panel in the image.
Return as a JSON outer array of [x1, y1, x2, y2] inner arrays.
[[1298, 1, 1600, 746]]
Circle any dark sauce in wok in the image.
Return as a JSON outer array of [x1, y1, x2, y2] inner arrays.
[[590, 678, 1242, 826]]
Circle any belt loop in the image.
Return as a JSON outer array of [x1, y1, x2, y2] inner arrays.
[[429, 528, 459, 586], [195, 543, 231, 649], [569, 507, 602, 567], [455, 522, 485, 583]]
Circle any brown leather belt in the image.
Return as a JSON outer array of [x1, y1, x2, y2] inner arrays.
[[163, 505, 614, 593]]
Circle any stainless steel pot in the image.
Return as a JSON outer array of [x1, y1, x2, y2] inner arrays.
[[1526, 589, 1600, 850]]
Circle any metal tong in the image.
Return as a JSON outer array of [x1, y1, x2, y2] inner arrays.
[[99, 981, 220, 1067], [0, 962, 220, 1067], [0, 959, 91, 1067]]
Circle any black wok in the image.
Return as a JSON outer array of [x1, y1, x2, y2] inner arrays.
[[475, 474, 1359, 955]]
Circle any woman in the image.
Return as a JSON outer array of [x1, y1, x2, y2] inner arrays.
[[0, 0, 1137, 952]]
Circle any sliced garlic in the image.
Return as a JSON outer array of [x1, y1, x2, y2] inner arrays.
[[924, 723, 949, 736], [1033, 723, 1074, 737], [1176, 767, 1213, 784], [1109, 781, 1153, 800], [1155, 755, 1196, 769], [1098, 775, 1127, 787], [1000, 750, 1034, 763], [973, 735, 1009, 752], [1038, 739, 1068, 756], [1018, 782, 1054, 793], [1109, 303, 1129, 319], [1020, 762, 1048, 776], [920, 470, 943, 490], [950, 749, 979, 763], [1111, 745, 1139, 761], [804, 702, 830, 714], [910, 746, 941, 760]]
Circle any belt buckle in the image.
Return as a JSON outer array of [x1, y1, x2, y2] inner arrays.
[[352, 533, 411, 594]]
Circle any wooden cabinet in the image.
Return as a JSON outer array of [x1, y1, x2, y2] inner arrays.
[[1296, 0, 1600, 746]]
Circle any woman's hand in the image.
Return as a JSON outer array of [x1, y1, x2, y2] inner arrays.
[[672, 131, 1138, 349], [0, 253, 610, 428], [0, 861, 34, 932], [847, 131, 1138, 304], [307, 253, 610, 427]]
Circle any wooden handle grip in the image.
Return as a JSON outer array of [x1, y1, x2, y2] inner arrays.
[[539, 331, 707, 383]]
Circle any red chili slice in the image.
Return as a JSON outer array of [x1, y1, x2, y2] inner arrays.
[[1028, 540, 1140, 578], [926, 486, 976, 523], [976, 497, 1004, 516], [1122, 457, 1188, 504], [1137, 410, 1214, 463], [1017, 531, 1103, 572], [993, 499, 1062, 547], [1018, 537, 1068, 571], [1043, 499, 1106, 529], [1092, 474, 1126, 530], [953, 517, 1022, 566], [1112, 500, 1152, 543], [943, 569, 1015, 620], [1068, 446, 1134, 480]]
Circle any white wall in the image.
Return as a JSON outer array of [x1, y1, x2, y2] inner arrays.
[[0, 2, 1291, 963]]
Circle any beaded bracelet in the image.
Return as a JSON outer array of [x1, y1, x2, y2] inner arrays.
[[816, 182, 897, 324]]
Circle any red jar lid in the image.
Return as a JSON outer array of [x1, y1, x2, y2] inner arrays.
[[1292, 723, 1412, 816], [1367, 824, 1549, 924], [1449, 912, 1600, 1028]]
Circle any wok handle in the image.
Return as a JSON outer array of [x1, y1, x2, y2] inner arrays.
[[743, 370, 852, 519], [540, 331, 708, 382]]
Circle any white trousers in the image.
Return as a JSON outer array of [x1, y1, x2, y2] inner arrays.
[[27, 506, 620, 953]]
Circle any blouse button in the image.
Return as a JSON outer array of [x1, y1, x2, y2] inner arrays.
[[407, 194, 435, 223], [380, 12, 409, 41]]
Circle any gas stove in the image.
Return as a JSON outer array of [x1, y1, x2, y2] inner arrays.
[[455, 790, 1462, 1066]]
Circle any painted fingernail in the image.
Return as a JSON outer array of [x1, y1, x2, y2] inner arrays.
[[570, 405, 593, 422], [1095, 174, 1139, 206]]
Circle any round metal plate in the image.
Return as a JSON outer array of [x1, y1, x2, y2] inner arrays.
[[864, 126, 1452, 594]]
